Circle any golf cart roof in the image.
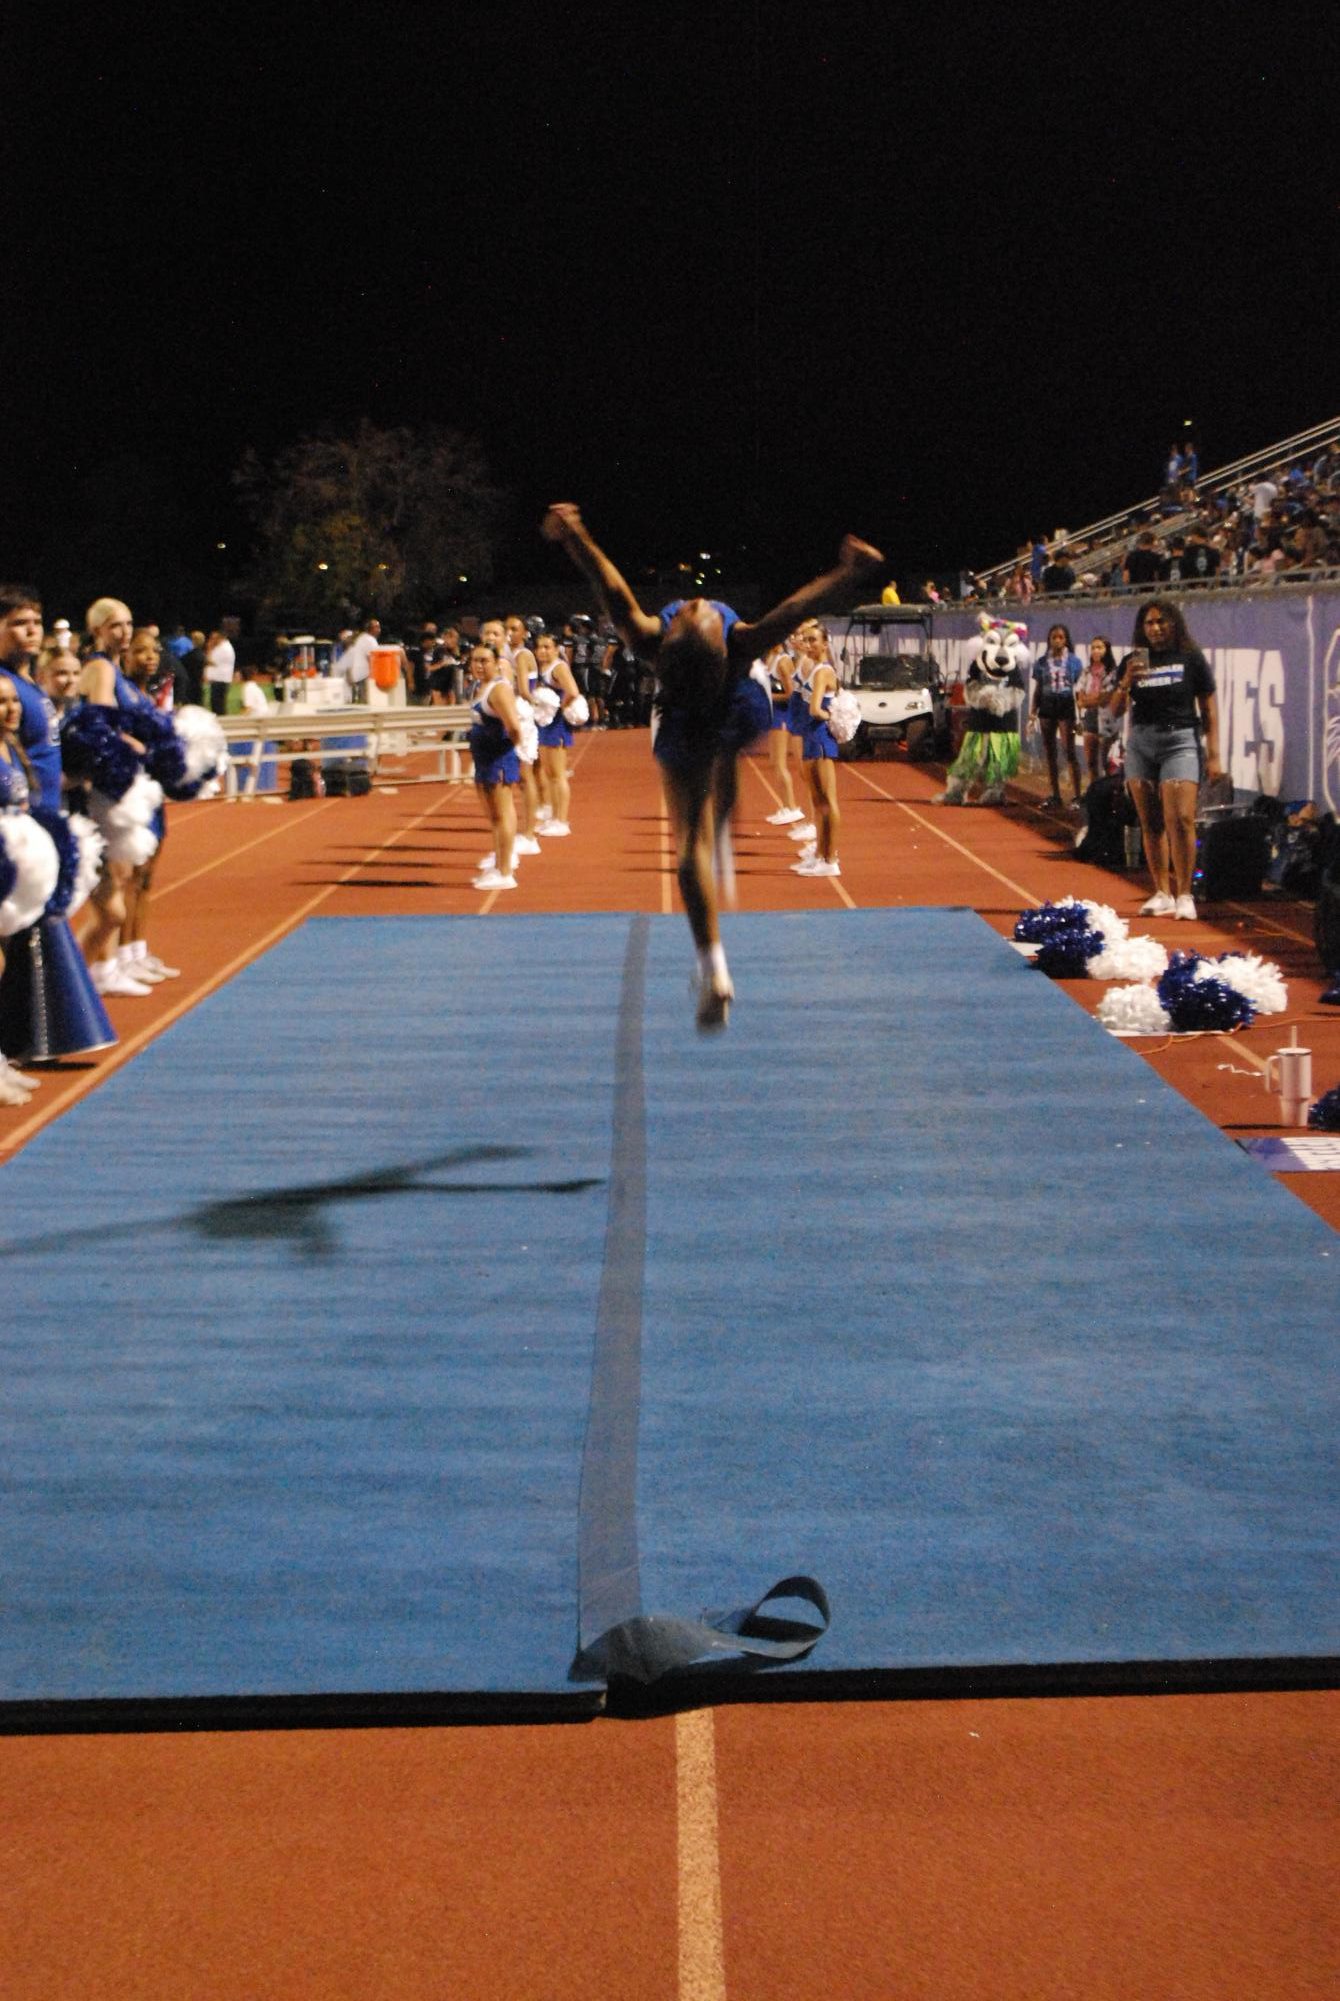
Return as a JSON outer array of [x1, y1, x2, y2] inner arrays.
[[848, 605, 935, 626]]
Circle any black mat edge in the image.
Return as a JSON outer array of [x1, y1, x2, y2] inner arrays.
[[0, 1685, 605, 1737], [603, 1652, 1340, 1717]]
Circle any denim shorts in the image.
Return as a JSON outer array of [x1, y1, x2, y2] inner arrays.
[[1125, 722, 1201, 785]]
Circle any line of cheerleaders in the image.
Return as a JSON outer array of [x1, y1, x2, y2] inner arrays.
[[0, 591, 229, 1106], [464, 612, 848, 900]]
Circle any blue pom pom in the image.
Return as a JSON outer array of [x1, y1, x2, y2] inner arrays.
[[131, 709, 206, 800], [1014, 900, 1091, 943], [1034, 928, 1103, 977], [1307, 1082, 1340, 1131], [0, 763, 28, 808], [1157, 951, 1256, 1031], [29, 806, 80, 918], [1016, 901, 1102, 975], [60, 705, 140, 797]]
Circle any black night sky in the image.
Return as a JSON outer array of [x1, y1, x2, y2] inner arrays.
[[4, 4, 1334, 616]]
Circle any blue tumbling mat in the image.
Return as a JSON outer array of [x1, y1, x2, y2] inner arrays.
[[0, 916, 628, 1721], [625, 911, 1339, 1695], [1, 910, 1335, 1725]]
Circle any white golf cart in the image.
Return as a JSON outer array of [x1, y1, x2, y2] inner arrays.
[[835, 605, 950, 761]]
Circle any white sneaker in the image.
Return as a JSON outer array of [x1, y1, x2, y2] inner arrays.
[[140, 953, 180, 979], [514, 834, 542, 856], [788, 822, 818, 842], [537, 820, 570, 837], [797, 841, 817, 863], [766, 807, 803, 825], [793, 856, 841, 877], [1173, 894, 1198, 920], [91, 959, 152, 997], [1140, 892, 1176, 917], [0, 1063, 34, 1106], [472, 870, 518, 890], [536, 805, 553, 824], [122, 953, 167, 984]]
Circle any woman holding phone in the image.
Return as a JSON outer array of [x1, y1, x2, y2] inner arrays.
[[1110, 600, 1221, 920]]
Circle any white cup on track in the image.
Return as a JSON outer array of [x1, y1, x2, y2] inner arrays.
[[1263, 1044, 1312, 1126]]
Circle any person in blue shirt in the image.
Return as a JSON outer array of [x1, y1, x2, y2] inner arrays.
[[1029, 622, 1084, 809], [0, 586, 64, 812], [542, 502, 883, 1030]]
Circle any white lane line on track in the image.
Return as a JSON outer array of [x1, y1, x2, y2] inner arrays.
[[0, 785, 460, 1161], [154, 800, 337, 901], [677, 1708, 727, 2001], [745, 755, 853, 907], [845, 764, 1046, 906]]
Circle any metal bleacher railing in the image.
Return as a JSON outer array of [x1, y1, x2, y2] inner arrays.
[[974, 415, 1340, 593], [217, 703, 474, 797]]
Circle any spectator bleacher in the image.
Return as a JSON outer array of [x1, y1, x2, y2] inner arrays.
[[975, 417, 1340, 603]]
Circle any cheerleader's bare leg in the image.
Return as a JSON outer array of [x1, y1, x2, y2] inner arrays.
[[661, 756, 732, 1030]]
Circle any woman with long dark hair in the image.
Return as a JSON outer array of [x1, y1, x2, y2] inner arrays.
[[542, 503, 882, 1029], [1109, 598, 1221, 921], [1076, 634, 1120, 783], [1029, 621, 1084, 809]]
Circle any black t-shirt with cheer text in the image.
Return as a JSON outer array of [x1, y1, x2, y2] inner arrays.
[[1129, 646, 1215, 729]]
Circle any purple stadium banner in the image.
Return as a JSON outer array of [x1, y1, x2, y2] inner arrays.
[[831, 587, 1340, 808]]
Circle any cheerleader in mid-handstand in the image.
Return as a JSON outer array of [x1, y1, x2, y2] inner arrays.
[[542, 503, 882, 1029]]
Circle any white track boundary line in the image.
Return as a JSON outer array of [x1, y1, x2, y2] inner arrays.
[[677, 1709, 727, 2001]]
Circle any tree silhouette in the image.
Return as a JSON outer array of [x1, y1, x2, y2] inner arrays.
[[235, 420, 504, 622]]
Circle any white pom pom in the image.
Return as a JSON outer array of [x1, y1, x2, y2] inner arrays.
[[91, 772, 161, 866], [515, 715, 539, 765], [1208, 952, 1288, 1014], [1096, 983, 1172, 1034], [563, 693, 590, 727], [1077, 899, 1127, 945], [1089, 934, 1167, 981], [66, 812, 106, 917], [0, 813, 61, 935], [530, 685, 560, 726], [172, 703, 230, 784], [827, 689, 862, 744]]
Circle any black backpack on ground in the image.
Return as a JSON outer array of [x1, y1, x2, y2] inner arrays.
[[1195, 803, 1271, 900], [1075, 775, 1135, 870], [1314, 815, 1340, 973]]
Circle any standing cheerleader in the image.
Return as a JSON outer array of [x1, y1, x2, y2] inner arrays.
[[783, 624, 819, 845], [483, 619, 541, 858], [468, 642, 524, 891], [72, 597, 161, 997], [115, 628, 179, 986], [792, 642, 842, 878], [0, 675, 113, 1090], [761, 642, 803, 826], [542, 502, 882, 1028], [531, 630, 584, 837]]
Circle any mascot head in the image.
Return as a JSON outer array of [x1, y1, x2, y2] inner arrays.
[[975, 613, 1030, 683]]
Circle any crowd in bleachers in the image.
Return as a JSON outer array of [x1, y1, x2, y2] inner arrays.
[[989, 431, 1340, 603]]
